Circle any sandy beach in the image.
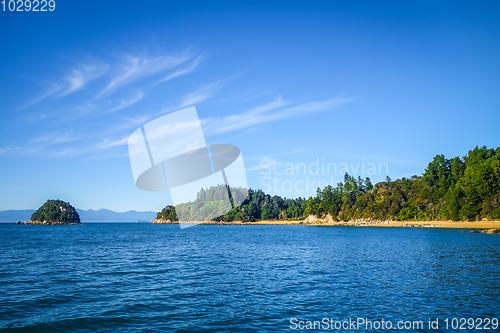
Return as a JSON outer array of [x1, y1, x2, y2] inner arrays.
[[369, 220, 500, 229], [215, 219, 500, 229]]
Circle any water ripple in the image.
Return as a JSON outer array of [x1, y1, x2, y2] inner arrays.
[[0, 224, 499, 332]]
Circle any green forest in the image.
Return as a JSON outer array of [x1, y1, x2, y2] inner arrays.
[[157, 146, 500, 222], [31, 199, 81, 223]]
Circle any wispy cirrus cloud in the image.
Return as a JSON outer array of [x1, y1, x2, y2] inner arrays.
[[61, 63, 109, 96], [106, 89, 144, 113], [8, 48, 210, 160], [4, 132, 129, 158], [158, 80, 224, 116], [158, 69, 250, 116], [203, 97, 352, 135], [13, 46, 352, 163], [178, 89, 213, 109], [21, 61, 108, 109], [98, 51, 195, 96], [31, 129, 76, 145], [157, 54, 204, 83], [94, 136, 130, 150], [21, 82, 60, 109], [22, 49, 203, 113], [111, 114, 154, 132]]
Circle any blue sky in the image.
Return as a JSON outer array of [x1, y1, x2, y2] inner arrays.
[[0, 1, 499, 212]]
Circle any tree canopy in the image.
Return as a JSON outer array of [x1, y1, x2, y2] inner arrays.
[[31, 199, 80, 223], [157, 146, 500, 222]]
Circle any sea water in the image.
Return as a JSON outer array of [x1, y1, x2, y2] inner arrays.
[[0, 224, 499, 332]]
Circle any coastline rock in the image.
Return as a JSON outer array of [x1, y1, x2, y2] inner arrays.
[[151, 219, 177, 224], [24, 221, 83, 225], [303, 215, 320, 224], [301, 216, 424, 227], [302, 214, 336, 225], [340, 218, 390, 226], [151, 219, 212, 225], [471, 228, 500, 234]]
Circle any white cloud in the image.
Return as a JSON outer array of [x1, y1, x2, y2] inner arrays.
[[21, 49, 202, 113], [204, 97, 352, 135], [20, 82, 60, 109], [14, 47, 353, 165], [111, 114, 153, 131], [178, 91, 212, 109], [94, 136, 129, 150], [157, 54, 204, 83], [158, 80, 224, 116], [106, 89, 144, 113], [99, 52, 194, 96], [61, 63, 109, 95], [49, 148, 80, 158], [31, 129, 76, 145]]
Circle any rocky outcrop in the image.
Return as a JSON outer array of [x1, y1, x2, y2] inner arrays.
[[211, 221, 253, 225], [341, 218, 390, 226], [302, 215, 320, 224], [470, 228, 500, 234], [151, 219, 209, 225], [401, 222, 436, 227], [302, 214, 336, 225], [300, 215, 433, 227], [24, 221, 82, 225], [151, 219, 177, 224], [301, 215, 388, 226]]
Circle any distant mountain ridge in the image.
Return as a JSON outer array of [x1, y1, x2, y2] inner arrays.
[[76, 209, 156, 222], [0, 209, 156, 222]]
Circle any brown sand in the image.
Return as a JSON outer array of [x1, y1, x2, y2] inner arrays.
[[227, 219, 500, 228], [370, 220, 500, 229]]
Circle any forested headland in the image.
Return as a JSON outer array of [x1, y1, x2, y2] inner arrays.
[[157, 146, 500, 222], [27, 199, 81, 225]]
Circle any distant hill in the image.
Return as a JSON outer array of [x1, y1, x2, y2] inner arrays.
[[76, 209, 155, 222], [30, 199, 81, 223], [0, 208, 156, 222], [0, 210, 35, 222]]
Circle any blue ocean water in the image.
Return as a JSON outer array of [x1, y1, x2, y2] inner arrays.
[[0, 224, 499, 332]]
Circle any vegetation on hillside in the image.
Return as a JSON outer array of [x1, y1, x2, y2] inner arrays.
[[155, 185, 305, 222], [31, 199, 80, 223], [157, 146, 500, 222]]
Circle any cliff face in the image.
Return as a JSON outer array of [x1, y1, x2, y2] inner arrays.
[[29, 200, 81, 224]]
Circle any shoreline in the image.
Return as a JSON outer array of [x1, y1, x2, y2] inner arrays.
[[250, 220, 500, 228], [22, 221, 83, 225], [152, 218, 500, 228], [260, 220, 500, 228]]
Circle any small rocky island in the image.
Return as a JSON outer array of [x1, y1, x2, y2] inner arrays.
[[24, 199, 82, 225], [151, 205, 178, 224]]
